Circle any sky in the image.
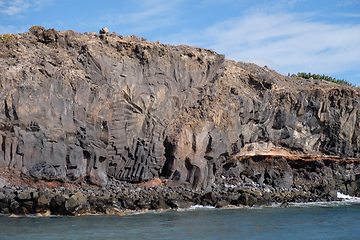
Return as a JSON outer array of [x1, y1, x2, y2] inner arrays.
[[1, 0, 360, 85]]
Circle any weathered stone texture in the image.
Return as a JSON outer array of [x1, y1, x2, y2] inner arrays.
[[1, 28, 360, 191]]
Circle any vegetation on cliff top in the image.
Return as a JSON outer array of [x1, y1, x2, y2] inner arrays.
[[29, 25, 43, 31], [289, 72, 353, 86], [0, 33, 15, 43]]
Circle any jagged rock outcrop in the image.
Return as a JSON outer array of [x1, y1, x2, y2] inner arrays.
[[1, 27, 360, 193], [163, 60, 360, 190], [0, 27, 223, 187]]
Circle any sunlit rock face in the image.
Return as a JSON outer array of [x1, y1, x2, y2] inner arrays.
[[1, 27, 360, 189]]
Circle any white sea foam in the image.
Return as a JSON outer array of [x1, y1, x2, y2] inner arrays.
[[336, 192, 360, 202], [286, 192, 360, 208], [189, 205, 216, 210], [289, 201, 343, 208], [173, 205, 216, 212]]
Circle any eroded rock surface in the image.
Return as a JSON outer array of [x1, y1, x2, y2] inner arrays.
[[1, 27, 360, 193]]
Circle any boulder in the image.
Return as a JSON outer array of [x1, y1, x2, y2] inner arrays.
[[65, 192, 88, 215], [215, 199, 230, 208], [167, 199, 191, 209], [50, 195, 67, 215], [0, 178, 8, 188], [15, 190, 33, 201], [0, 197, 11, 213], [151, 199, 171, 210], [35, 195, 50, 213], [120, 198, 137, 210], [239, 192, 257, 206], [99, 27, 109, 34], [136, 199, 152, 210]]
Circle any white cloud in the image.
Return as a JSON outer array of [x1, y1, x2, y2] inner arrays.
[[97, 0, 185, 35], [166, 12, 360, 81], [338, 0, 360, 6], [0, 25, 16, 34], [32, 0, 53, 10], [116, 3, 175, 24], [0, 0, 52, 16], [0, 0, 30, 15], [340, 13, 360, 18], [0, 0, 53, 34], [0, 24, 28, 34]]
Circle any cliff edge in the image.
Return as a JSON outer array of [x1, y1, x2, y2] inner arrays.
[[1, 27, 360, 196]]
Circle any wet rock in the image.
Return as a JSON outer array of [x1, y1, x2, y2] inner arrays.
[[201, 192, 217, 206], [120, 198, 137, 210], [151, 199, 171, 210], [94, 196, 114, 213], [226, 192, 241, 205], [65, 192, 88, 215], [21, 201, 34, 214], [13, 205, 30, 215], [215, 200, 229, 208], [50, 195, 67, 215], [167, 199, 191, 209], [239, 192, 257, 206], [0, 197, 11, 213], [328, 190, 338, 200], [35, 195, 50, 213], [136, 199, 152, 210], [8, 198, 28, 214]]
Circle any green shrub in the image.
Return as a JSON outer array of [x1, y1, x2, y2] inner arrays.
[[290, 72, 353, 86], [29, 25, 43, 31], [0, 33, 15, 43]]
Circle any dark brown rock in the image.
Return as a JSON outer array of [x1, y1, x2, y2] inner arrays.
[[35, 195, 50, 213], [65, 192, 88, 215], [215, 199, 230, 208], [120, 198, 137, 210], [167, 199, 191, 209], [15, 190, 33, 201], [136, 199, 152, 209], [0, 197, 11, 213], [151, 199, 171, 210], [21, 200, 34, 214], [239, 192, 257, 206], [50, 195, 67, 215]]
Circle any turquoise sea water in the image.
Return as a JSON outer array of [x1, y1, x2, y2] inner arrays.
[[1, 200, 360, 240]]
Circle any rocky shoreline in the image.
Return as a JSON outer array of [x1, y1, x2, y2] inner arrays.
[[0, 172, 346, 217], [2, 150, 359, 216], [0, 183, 340, 217], [2, 28, 360, 216]]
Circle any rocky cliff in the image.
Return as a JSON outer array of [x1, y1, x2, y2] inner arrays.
[[1, 27, 360, 196]]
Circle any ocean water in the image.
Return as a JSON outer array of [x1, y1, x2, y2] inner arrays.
[[1, 196, 360, 240]]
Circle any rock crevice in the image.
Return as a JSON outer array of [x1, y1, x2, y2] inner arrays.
[[1, 28, 360, 194]]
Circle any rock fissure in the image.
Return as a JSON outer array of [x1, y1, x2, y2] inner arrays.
[[1, 28, 360, 215]]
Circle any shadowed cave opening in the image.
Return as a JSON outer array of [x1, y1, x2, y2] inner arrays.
[[161, 137, 176, 178], [83, 150, 91, 172]]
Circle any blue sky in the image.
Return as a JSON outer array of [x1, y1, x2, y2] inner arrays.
[[1, 0, 360, 85]]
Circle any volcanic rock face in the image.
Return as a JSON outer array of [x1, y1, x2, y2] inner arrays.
[[1, 27, 360, 191]]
